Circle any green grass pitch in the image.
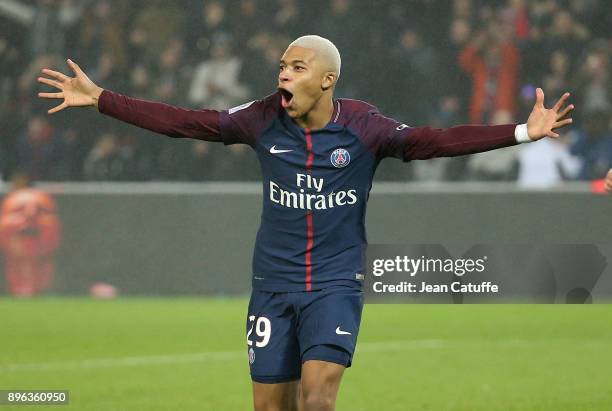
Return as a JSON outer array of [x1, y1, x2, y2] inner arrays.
[[1, 298, 611, 410]]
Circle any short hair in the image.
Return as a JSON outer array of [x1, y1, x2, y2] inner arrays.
[[288, 35, 341, 80]]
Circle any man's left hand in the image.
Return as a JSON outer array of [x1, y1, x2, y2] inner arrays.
[[526, 88, 574, 141]]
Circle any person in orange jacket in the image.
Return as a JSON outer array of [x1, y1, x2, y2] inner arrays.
[[459, 28, 520, 124]]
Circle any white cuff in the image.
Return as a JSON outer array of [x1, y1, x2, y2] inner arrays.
[[514, 123, 532, 143]]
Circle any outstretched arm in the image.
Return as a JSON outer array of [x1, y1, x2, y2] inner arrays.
[[402, 88, 574, 159], [37, 60, 222, 141]]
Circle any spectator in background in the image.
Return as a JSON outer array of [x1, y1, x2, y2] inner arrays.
[[17, 54, 62, 107], [76, 0, 127, 70], [152, 38, 186, 104], [16, 115, 58, 181], [411, 96, 462, 182], [392, 28, 439, 124], [231, 0, 260, 45], [434, 96, 471, 181], [128, 64, 152, 99], [440, 18, 471, 111], [573, 42, 611, 117], [503, 0, 530, 41], [569, 0, 608, 37], [88, 50, 124, 92], [0, 0, 86, 58], [272, 0, 301, 36], [544, 10, 590, 59], [1, 0, 608, 184], [543, 50, 571, 100], [570, 109, 612, 180], [316, 0, 363, 99], [159, 36, 209, 180], [438, 17, 473, 180], [357, 29, 391, 113], [518, 2, 553, 85], [129, 1, 185, 64], [83, 133, 125, 180], [200, 1, 228, 36], [52, 128, 88, 180], [452, 0, 473, 21], [185, 0, 229, 65], [242, 31, 291, 98], [467, 110, 521, 181], [459, 22, 520, 124], [517, 136, 581, 189], [0, 14, 22, 104], [188, 35, 249, 110]]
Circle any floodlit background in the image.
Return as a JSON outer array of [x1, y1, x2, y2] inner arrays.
[[0, 1, 611, 410]]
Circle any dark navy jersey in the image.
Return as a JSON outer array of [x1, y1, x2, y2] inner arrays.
[[98, 89, 519, 293], [220, 93, 411, 291]]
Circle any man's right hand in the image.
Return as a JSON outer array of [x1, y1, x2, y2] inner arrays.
[[606, 169, 612, 193], [38, 59, 104, 114]]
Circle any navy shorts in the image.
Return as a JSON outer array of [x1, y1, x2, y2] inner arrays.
[[246, 285, 364, 384]]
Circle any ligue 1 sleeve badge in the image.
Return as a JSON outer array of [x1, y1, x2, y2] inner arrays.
[[330, 148, 350, 168]]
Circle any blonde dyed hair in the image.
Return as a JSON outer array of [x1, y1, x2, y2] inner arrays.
[[288, 35, 341, 81]]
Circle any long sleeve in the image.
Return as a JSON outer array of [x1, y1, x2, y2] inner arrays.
[[357, 108, 519, 161], [404, 124, 518, 160], [97, 90, 222, 142]]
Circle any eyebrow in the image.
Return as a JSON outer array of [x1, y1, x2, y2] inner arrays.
[[279, 59, 309, 66]]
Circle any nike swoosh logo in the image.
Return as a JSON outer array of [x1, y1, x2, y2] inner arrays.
[[270, 145, 293, 154], [335, 326, 352, 335]]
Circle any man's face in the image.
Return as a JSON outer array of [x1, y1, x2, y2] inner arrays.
[[277, 46, 329, 119], [0, 189, 61, 257]]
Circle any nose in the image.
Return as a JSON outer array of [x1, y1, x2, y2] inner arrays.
[[278, 68, 291, 84]]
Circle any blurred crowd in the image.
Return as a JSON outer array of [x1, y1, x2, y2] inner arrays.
[[0, 0, 611, 186]]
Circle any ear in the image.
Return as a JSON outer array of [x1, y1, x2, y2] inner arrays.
[[321, 72, 336, 91]]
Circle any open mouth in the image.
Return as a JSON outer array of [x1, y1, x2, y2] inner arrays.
[[278, 88, 294, 108]]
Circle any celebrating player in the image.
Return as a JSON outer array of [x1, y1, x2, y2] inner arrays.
[[38, 35, 574, 411]]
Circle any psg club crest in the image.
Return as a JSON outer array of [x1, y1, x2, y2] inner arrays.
[[330, 148, 350, 168]]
